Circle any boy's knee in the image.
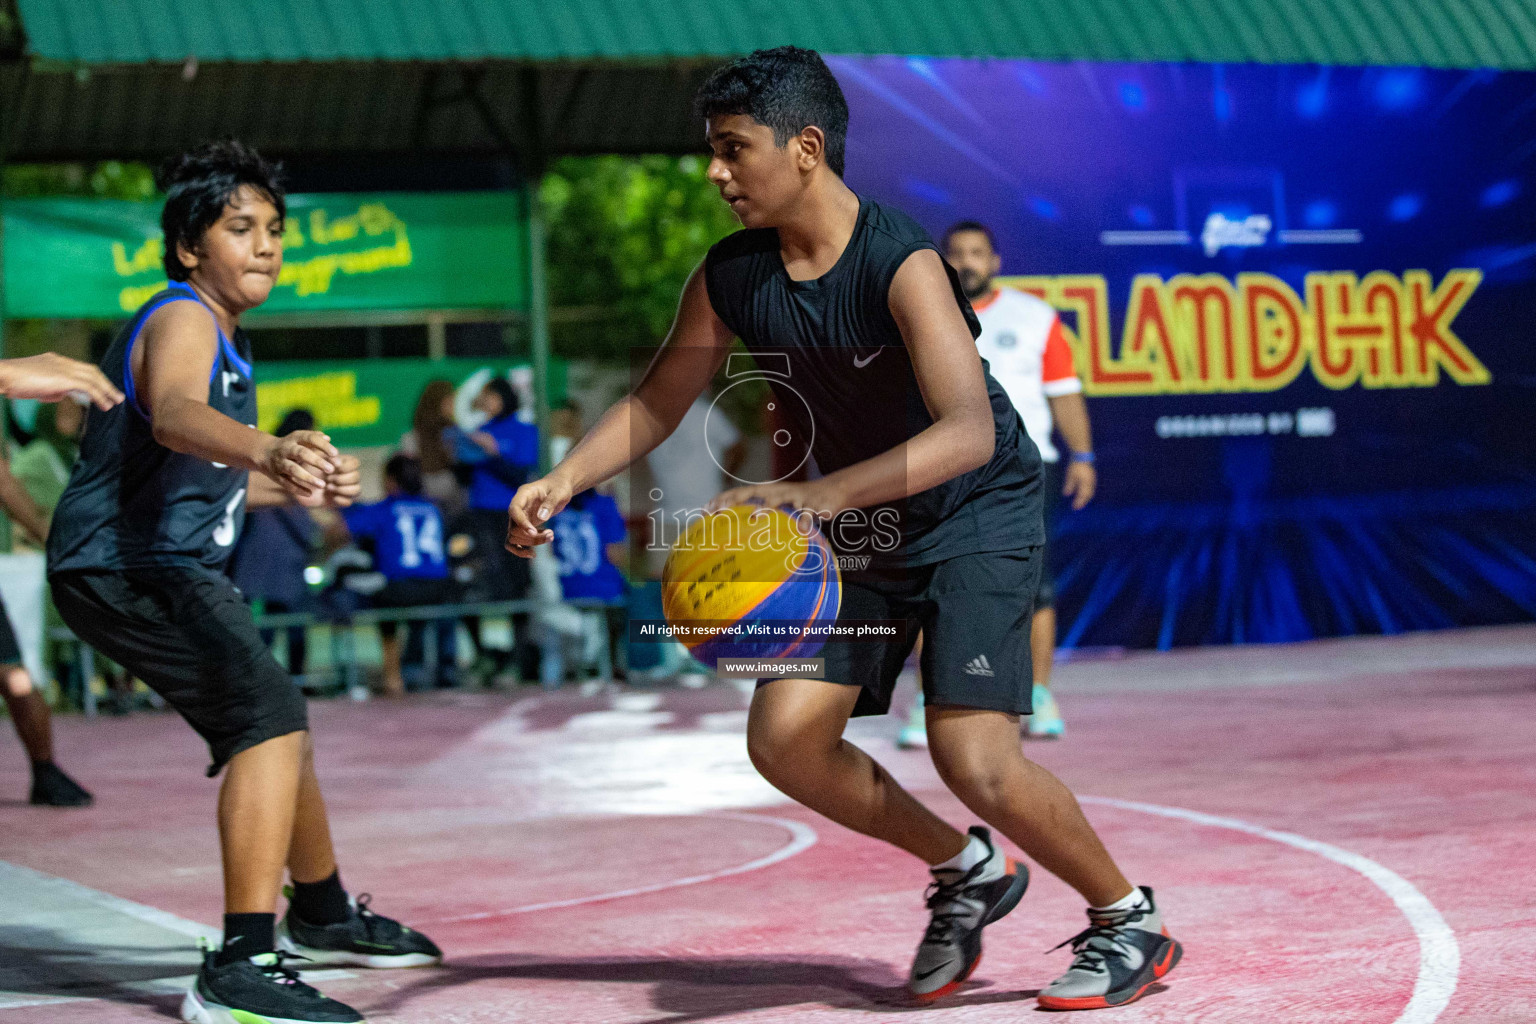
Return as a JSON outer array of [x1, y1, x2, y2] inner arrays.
[[932, 751, 1013, 813], [746, 727, 793, 779], [746, 720, 829, 790]]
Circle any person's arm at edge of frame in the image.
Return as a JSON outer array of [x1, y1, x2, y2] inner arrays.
[[0, 353, 124, 410], [505, 264, 734, 554]]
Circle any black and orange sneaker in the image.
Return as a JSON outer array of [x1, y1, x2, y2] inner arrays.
[[1037, 886, 1182, 1010], [908, 826, 1029, 1002]]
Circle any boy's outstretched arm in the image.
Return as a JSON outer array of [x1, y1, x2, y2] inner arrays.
[[712, 248, 995, 518], [507, 264, 733, 554], [137, 301, 339, 507], [0, 352, 124, 410]]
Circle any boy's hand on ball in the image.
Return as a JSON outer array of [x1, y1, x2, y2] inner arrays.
[[708, 479, 845, 524], [506, 475, 571, 557]]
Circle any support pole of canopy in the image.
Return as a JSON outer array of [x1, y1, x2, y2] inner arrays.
[[0, 120, 12, 555], [517, 68, 554, 476], [465, 64, 554, 474], [527, 183, 552, 475]]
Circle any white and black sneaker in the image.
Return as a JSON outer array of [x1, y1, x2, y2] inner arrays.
[[277, 893, 442, 969], [181, 948, 364, 1024], [1037, 886, 1182, 1010], [908, 826, 1029, 1002]]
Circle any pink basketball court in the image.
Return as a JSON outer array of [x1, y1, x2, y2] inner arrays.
[[4, 624, 1533, 1023]]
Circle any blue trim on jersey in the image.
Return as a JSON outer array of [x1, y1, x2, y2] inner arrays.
[[218, 334, 252, 378], [123, 292, 199, 419], [122, 284, 246, 417]]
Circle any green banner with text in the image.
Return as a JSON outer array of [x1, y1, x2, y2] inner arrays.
[[255, 358, 566, 448], [2, 192, 528, 319]]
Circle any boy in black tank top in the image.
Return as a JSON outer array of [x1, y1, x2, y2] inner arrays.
[[47, 142, 439, 1024], [508, 49, 1180, 1010]]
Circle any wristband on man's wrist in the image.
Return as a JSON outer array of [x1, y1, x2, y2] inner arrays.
[[1069, 451, 1096, 465]]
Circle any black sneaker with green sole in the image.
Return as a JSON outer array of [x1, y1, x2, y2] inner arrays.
[[277, 892, 442, 969], [180, 948, 364, 1024]]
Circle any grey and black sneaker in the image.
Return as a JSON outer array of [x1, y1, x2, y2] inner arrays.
[[181, 948, 363, 1024], [1037, 886, 1182, 1010], [278, 893, 442, 969], [908, 826, 1029, 1003]]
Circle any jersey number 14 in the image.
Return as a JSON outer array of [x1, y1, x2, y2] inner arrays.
[[395, 510, 443, 569]]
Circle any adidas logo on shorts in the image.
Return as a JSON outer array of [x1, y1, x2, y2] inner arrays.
[[963, 655, 995, 677]]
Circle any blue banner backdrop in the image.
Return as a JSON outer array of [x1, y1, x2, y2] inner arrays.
[[831, 57, 1536, 649]]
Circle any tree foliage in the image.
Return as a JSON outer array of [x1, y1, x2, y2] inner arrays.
[[541, 154, 740, 363], [2, 161, 156, 201]]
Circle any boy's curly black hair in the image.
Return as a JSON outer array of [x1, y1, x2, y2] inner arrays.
[[157, 139, 285, 282]]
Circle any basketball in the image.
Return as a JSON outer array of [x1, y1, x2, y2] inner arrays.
[[661, 504, 841, 668]]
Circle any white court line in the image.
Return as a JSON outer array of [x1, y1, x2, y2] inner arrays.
[[0, 970, 356, 1011], [0, 859, 219, 942], [1082, 797, 1459, 1024], [0, 860, 352, 1012], [4, 803, 1457, 1022], [433, 812, 817, 924]]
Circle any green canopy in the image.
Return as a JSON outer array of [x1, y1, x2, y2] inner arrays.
[[16, 0, 1536, 68], [5, 0, 1535, 162]]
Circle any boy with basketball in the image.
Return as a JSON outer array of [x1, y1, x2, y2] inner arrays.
[[48, 141, 439, 1024], [508, 47, 1181, 1010]]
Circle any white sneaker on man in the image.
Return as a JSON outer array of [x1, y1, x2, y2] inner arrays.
[[1026, 682, 1065, 738]]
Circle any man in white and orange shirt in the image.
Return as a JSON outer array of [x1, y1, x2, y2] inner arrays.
[[900, 220, 1097, 745]]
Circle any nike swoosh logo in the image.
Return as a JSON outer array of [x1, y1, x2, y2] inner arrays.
[[853, 351, 881, 368], [914, 960, 956, 981]]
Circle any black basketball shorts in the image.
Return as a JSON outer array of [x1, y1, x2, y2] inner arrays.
[[764, 545, 1042, 717], [51, 566, 308, 776]]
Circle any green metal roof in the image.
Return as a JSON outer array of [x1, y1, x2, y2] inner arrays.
[[7, 0, 1536, 164], [17, 0, 1536, 69]]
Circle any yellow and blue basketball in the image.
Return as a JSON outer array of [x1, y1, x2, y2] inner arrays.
[[661, 505, 841, 668]]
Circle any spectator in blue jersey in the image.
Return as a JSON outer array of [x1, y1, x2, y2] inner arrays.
[[462, 377, 539, 511], [340, 455, 455, 696], [452, 376, 539, 679], [549, 486, 629, 680]]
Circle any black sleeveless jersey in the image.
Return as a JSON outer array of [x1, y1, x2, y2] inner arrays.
[[48, 284, 258, 575], [704, 197, 1043, 567]]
